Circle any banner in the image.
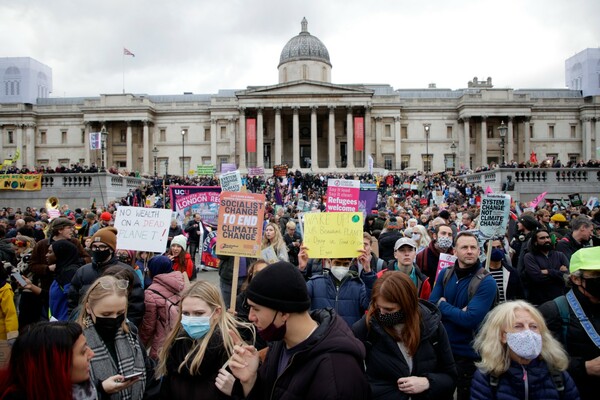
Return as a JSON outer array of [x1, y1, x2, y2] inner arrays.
[[326, 179, 360, 212], [354, 116, 364, 151], [303, 212, 363, 258], [359, 183, 378, 217], [201, 230, 219, 269], [246, 118, 256, 153], [273, 164, 288, 177], [247, 166, 264, 176], [220, 171, 242, 192], [89, 132, 101, 150], [0, 174, 42, 191], [196, 165, 216, 176], [170, 186, 221, 227], [479, 194, 511, 239], [216, 192, 265, 258], [114, 206, 172, 253]]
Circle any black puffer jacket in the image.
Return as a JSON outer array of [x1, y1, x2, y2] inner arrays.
[[248, 308, 370, 400], [352, 300, 457, 400], [378, 230, 403, 263]]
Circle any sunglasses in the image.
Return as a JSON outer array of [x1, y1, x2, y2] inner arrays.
[[93, 279, 129, 291]]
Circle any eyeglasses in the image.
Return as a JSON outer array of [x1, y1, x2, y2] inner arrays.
[[91, 244, 110, 251], [94, 279, 129, 291]]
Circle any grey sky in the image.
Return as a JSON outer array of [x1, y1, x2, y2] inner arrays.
[[2, 0, 599, 97]]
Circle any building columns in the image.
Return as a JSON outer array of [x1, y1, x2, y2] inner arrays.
[[274, 107, 282, 165], [142, 121, 149, 175], [16, 125, 23, 169], [394, 116, 401, 170], [25, 124, 35, 168], [375, 117, 382, 167], [228, 118, 236, 156], [238, 108, 246, 170], [211, 118, 217, 166], [462, 117, 470, 169], [257, 108, 264, 168], [346, 107, 354, 169], [328, 106, 335, 168], [292, 107, 300, 170], [594, 119, 600, 160], [310, 106, 318, 170], [364, 106, 372, 169], [126, 121, 133, 171], [507, 116, 514, 163], [479, 117, 487, 167], [524, 118, 531, 162]]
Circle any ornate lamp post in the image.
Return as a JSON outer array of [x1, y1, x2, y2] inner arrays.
[[152, 146, 159, 176], [100, 128, 108, 172], [498, 121, 507, 165], [424, 123, 431, 173], [450, 141, 457, 172]]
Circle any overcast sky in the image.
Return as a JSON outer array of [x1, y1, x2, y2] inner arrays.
[[2, 0, 599, 97]]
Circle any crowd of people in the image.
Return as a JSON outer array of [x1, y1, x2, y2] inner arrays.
[[0, 167, 598, 399]]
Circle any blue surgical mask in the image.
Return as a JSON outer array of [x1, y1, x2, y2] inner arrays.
[[181, 312, 214, 339]]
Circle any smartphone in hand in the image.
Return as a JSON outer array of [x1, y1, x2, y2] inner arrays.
[[11, 272, 27, 287], [121, 372, 143, 382]]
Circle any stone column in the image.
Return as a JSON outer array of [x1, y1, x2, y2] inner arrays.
[[25, 124, 35, 168], [394, 116, 401, 170], [211, 118, 217, 166], [310, 106, 318, 170], [524, 118, 531, 162], [274, 107, 282, 165], [594, 119, 600, 160], [583, 117, 592, 161], [83, 122, 91, 166], [0, 125, 4, 157], [507, 116, 514, 163], [16, 125, 23, 168], [463, 117, 470, 169], [480, 116, 487, 167], [257, 108, 264, 168], [375, 117, 383, 167], [228, 118, 236, 156], [142, 120, 150, 175], [346, 107, 354, 169], [126, 121, 133, 171], [101, 123, 108, 169], [292, 107, 300, 170], [364, 106, 372, 168], [328, 106, 335, 168], [239, 108, 246, 170]]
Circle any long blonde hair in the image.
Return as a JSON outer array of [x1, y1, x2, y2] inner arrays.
[[76, 275, 130, 334], [412, 225, 431, 249], [156, 280, 255, 378], [473, 300, 569, 376], [261, 222, 285, 251]]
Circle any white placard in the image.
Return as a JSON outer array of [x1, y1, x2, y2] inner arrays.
[[114, 206, 173, 253], [220, 171, 242, 192], [479, 194, 511, 239]]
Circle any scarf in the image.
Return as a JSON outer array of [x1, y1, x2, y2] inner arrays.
[[83, 317, 146, 400], [72, 379, 98, 400]]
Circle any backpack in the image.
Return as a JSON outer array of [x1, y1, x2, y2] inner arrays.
[[442, 266, 498, 307], [489, 370, 565, 399], [148, 289, 181, 330], [553, 295, 570, 346]]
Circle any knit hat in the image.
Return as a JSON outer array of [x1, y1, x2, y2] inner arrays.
[[570, 247, 600, 273], [518, 215, 539, 231], [148, 255, 173, 277], [91, 227, 118, 251], [439, 210, 451, 220], [170, 235, 187, 251], [246, 261, 310, 313], [100, 212, 112, 222], [550, 213, 567, 223]]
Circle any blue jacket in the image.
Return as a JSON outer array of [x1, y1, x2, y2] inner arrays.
[[307, 270, 376, 327], [429, 260, 497, 359], [471, 359, 580, 400], [49, 281, 71, 321]]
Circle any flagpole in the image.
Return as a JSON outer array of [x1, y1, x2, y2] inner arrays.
[[122, 50, 125, 94]]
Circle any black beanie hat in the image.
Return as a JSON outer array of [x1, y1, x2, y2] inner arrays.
[[518, 215, 540, 232], [246, 261, 310, 313]]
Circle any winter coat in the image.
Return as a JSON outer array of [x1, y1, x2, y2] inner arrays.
[[67, 257, 145, 327], [378, 230, 403, 263], [0, 282, 17, 340], [429, 260, 497, 359], [247, 308, 370, 400], [555, 232, 588, 262], [307, 270, 376, 327], [523, 250, 568, 305], [415, 241, 448, 286], [539, 288, 600, 400], [49, 241, 81, 321], [381, 262, 432, 300], [471, 359, 580, 400], [172, 253, 194, 280], [352, 301, 457, 400], [491, 263, 524, 302], [139, 271, 186, 359]]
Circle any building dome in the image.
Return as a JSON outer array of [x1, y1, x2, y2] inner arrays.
[[279, 18, 331, 68]]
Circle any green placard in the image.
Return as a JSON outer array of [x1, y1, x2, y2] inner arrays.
[[196, 165, 216, 176]]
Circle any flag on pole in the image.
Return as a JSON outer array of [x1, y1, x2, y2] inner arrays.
[[123, 47, 135, 57], [529, 191, 548, 209], [485, 186, 493, 194]]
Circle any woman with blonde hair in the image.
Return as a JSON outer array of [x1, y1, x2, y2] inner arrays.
[[411, 224, 431, 254], [261, 222, 288, 263], [157, 280, 255, 399], [77, 275, 147, 399], [471, 300, 579, 400]]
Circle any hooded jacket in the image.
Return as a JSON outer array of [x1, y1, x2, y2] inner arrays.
[[49, 240, 81, 321], [0, 282, 18, 341], [140, 271, 186, 359], [352, 301, 457, 400], [247, 308, 370, 400]]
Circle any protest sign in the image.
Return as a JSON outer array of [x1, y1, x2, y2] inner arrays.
[[435, 253, 458, 281], [170, 186, 221, 227], [221, 163, 237, 173], [216, 192, 265, 258], [220, 171, 242, 192], [0, 174, 42, 191], [326, 179, 360, 212], [273, 164, 288, 177], [479, 194, 511, 239], [196, 165, 216, 176], [359, 183, 378, 217], [303, 212, 363, 258], [247, 166, 264, 176], [114, 206, 173, 253]]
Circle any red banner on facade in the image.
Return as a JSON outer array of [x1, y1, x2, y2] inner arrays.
[[246, 118, 256, 153], [354, 117, 364, 151]]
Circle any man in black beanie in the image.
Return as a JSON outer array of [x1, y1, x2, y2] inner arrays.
[[227, 261, 370, 399]]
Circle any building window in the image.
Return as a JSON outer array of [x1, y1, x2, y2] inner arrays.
[[220, 126, 227, 140], [401, 155, 410, 170], [383, 154, 393, 170], [58, 158, 70, 167], [204, 128, 211, 142], [37, 159, 49, 166], [546, 153, 558, 162], [116, 161, 126, 168], [40, 131, 47, 144], [322, 66, 327, 81], [61, 130, 67, 144], [159, 129, 166, 142], [401, 125, 408, 139], [219, 156, 228, 171], [444, 154, 456, 171], [7, 131, 13, 144], [384, 124, 391, 138], [447, 125, 453, 139], [570, 125, 576, 138], [201, 156, 211, 165], [302, 64, 308, 79], [548, 125, 555, 139], [120, 130, 126, 142], [568, 153, 578, 164], [81, 130, 85, 144], [487, 128, 494, 139], [422, 154, 432, 172]]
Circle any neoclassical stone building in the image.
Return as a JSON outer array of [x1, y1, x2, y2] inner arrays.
[[1, 18, 599, 175]]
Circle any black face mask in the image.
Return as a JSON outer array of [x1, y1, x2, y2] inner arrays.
[[257, 312, 287, 342], [582, 277, 600, 299], [118, 254, 131, 264], [376, 309, 405, 327], [93, 313, 125, 338], [92, 249, 112, 264]]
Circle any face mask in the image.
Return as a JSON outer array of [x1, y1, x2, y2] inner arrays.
[[548, 223, 554, 230], [118, 254, 131, 264], [181, 314, 213, 340], [93, 313, 125, 338], [437, 236, 453, 251], [376, 309, 405, 327], [330, 266, 350, 281], [258, 312, 287, 342], [582, 277, 600, 299], [412, 233, 421, 242], [490, 248, 505, 262], [92, 249, 112, 264], [506, 330, 542, 360]]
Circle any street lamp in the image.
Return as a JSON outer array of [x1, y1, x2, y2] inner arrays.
[[424, 124, 431, 173], [100, 128, 108, 172], [181, 129, 186, 177], [152, 146, 159, 176], [498, 121, 507, 165], [450, 141, 457, 172]]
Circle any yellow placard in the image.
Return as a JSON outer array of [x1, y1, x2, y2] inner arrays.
[[0, 174, 42, 191], [303, 212, 363, 259]]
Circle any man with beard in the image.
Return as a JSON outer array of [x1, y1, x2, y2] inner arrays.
[[523, 229, 569, 305], [415, 224, 454, 286]]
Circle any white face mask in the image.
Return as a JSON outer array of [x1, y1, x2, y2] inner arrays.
[[506, 330, 542, 360], [412, 233, 421, 242], [330, 266, 350, 281]]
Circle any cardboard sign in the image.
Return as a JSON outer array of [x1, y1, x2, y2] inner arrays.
[[435, 253, 458, 282], [326, 179, 360, 212], [114, 206, 173, 253], [220, 171, 242, 192], [303, 212, 363, 258], [479, 194, 511, 239], [216, 192, 265, 258]]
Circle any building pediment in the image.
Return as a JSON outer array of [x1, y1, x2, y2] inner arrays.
[[236, 80, 374, 99]]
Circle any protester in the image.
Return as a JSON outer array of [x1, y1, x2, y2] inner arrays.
[[349, 232, 387, 275], [283, 221, 302, 266], [48, 239, 81, 321], [217, 254, 251, 310], [89, 212, 112, 237], [383, 238, 431, 300], [168, 235, 194, 281], [555, 216, 594, 261], [415, 223, 454, 286], [485, 238, 524, 303], [235, 259, 268, 350], [261, 222, 289, 262], [0, 260, 17, 343], [184, 214, 204, 264], [378, 217, 404, 263], [167, 219, 183, 249]]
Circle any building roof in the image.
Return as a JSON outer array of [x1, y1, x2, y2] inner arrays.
[[279, 18, 331, 67]]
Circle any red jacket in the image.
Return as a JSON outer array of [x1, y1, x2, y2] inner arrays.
[[173, 253, 194, 279], [376, 263, 432, 300]]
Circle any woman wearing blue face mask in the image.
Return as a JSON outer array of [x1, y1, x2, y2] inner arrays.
[[156, 280, 255, 399], [471, 300, 580, 400]]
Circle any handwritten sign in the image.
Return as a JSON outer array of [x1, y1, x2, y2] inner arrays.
[[220, 171, 242, 192], [273, 165, 288, 177], [303, 212, 363, 258], [326, 179, 360, 212], [216, 192, 265, 258], [114, 206, 173, 253], [479, 194, 511, 239], [196, 165, 216, 176]]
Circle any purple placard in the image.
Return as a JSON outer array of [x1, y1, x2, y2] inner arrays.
[[221, 163, 237, 173]]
